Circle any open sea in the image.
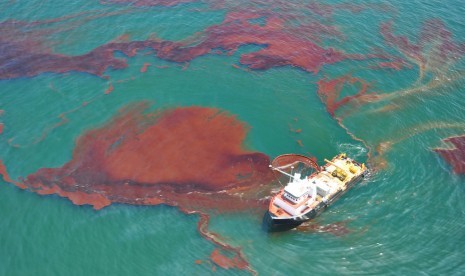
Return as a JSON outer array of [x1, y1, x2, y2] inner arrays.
[[1, 0, 465, 275]]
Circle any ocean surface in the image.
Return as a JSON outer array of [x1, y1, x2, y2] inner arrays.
[[1, 0, 465, 275]]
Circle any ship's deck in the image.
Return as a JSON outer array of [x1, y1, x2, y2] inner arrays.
[[269, 155, 365, 219]]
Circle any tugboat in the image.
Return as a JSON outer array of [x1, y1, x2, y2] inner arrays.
[[264, 153, 367, 231]]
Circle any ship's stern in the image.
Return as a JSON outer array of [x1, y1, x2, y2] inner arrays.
[[262, 211, 304, 232]]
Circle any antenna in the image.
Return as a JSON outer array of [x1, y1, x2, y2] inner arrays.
[[290, 166, 294, 182]]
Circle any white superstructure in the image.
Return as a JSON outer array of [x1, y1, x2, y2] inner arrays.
[[268, 154, 366, 220]]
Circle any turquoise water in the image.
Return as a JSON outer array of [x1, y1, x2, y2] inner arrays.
[[2, 0, 465, 275]]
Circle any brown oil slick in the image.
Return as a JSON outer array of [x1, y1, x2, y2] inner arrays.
[[210, 249, 249, 271], [315, 75, 377, 169], [288, 124, 302, 134], [434, 135, 465, 174], [16, 102, 273, 209], [0, 8, 154, 80], [308, 19, 465, 173], [1, 103, 274, 274], [370, 122, 465, 171], [316, 75, 372, 117], [213, 12, 348, 73], [372, 59, 412, 71], [0, 160, 26, 189], [381, 20, 465, 80], [0, 160, 15, 185], [313, 19, 465, 173], [375, 19, 465, 102], [0, 9, 384, 81], [140, 63, 151, 73], [0, 18, 128, 79], [188, 210, 257, 275], [324, 19, 465, 122], [296, 220, 352, 236], [104, 83, 114, 94]]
